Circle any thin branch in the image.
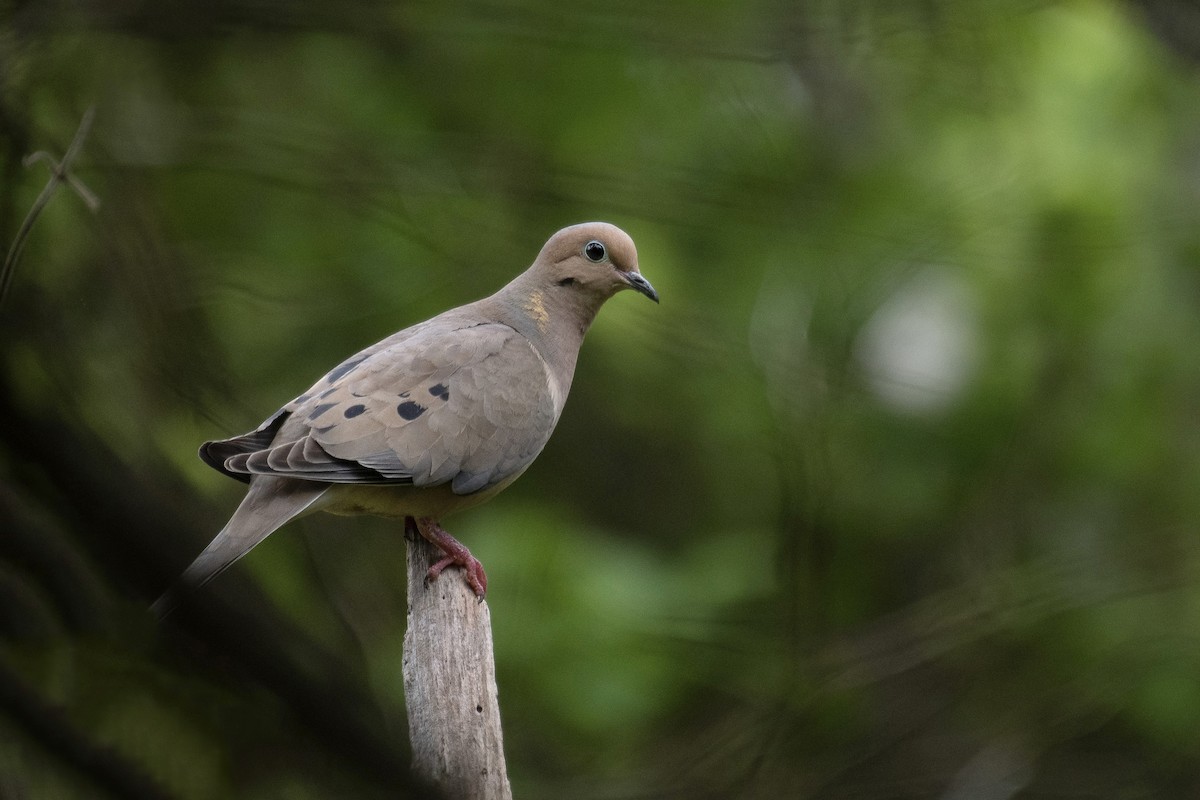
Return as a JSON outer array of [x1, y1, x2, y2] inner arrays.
[[0, 106, 100, 308]]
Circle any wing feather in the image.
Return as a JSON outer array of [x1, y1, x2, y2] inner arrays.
[[200, 320, 559, 495]]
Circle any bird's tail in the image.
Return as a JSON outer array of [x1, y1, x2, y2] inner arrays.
[[152, 477, 329, 619]]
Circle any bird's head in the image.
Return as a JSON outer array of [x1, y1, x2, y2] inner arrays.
[[536, 222, 659, 305]]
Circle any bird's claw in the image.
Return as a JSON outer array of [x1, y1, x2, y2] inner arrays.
[[414, 516, 488, 600], [426, 554, 487, 600]]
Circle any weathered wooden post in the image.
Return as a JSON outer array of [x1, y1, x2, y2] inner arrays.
[[403, 533, 513, 799]]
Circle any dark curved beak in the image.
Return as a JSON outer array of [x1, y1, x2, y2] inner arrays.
[[624, 271, 659, 303]]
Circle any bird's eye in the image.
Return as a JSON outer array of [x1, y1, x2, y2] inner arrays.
[[583, 240, 606, 262]]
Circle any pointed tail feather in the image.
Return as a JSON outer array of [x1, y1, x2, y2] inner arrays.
[[152, 477, 329, 619]]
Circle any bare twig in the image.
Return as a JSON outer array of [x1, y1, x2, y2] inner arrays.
[[0, 106, 100, 308]]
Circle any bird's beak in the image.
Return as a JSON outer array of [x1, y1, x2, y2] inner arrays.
[[623, 271, 659, 303]]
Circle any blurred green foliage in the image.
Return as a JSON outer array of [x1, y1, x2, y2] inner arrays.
[[4, 0, 1200, 797]]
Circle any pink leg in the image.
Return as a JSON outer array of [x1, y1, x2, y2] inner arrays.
[[410, 516, 487, 599]]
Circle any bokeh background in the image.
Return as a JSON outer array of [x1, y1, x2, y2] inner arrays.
[[4, 1, 1200, 797]]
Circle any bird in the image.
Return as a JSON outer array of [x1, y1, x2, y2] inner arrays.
[[152, 222, 657, 617]]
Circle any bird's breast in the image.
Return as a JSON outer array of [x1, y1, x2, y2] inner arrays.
[[320, 474, 518, 520]]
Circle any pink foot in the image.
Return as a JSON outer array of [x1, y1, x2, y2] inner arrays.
[[412, 516, 488, 599]]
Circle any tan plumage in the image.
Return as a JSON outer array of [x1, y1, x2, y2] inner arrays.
[[153, 222, 657, 616]]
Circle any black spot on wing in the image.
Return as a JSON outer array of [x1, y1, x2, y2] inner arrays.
[[309, 402, 336, 420], [344, 404, 366, 418], [428, 383, 450, 401], [325, 355, 367, 384], [397, 400, 427, 420]]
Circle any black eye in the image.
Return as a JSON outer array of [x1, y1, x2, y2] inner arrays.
[[583, 240, 606, 262]]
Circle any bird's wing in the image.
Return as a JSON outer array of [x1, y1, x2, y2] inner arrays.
[[203, 321, 559, 496]]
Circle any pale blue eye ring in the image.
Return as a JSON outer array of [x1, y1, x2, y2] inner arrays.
[[584, 240, 606, 262]]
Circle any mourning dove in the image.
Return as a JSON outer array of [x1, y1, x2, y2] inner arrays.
[[152, 222, 657, 617]]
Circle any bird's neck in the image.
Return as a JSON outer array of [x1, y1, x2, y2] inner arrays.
[[487, 275, 602, 389]]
